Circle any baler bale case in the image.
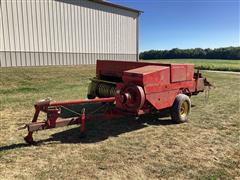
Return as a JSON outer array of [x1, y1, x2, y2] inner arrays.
[[23, 60, 211, 144]]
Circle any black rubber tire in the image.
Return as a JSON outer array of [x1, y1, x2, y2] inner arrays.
[[170, 94, 191, 123]]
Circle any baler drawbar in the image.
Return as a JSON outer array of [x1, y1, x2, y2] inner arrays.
[[23, 60, 212, 144]]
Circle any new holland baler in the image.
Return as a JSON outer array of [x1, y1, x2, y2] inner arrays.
[[23, 60, 211, 144]]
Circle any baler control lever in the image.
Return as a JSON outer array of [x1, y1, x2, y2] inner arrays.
[[204, 78, 215, 88]]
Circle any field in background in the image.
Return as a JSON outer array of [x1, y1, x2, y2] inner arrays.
[[0, 66, 239, 179], [142, 59, 240, 72]]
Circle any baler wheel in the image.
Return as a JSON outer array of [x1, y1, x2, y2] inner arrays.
[[170, 94, 191, 123]]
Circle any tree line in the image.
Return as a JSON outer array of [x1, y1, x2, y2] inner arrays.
[[139, 47, 240, 60]]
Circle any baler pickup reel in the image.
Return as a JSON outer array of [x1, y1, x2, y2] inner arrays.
[[23, 60, 212, 144]]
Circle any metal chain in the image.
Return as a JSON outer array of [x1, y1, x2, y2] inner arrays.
[[204, 86, 210, 103], [60, 102, 112, 117], [60, 105, 82, 116]]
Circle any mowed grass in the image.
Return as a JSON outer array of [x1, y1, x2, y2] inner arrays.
[[142, 59, 240, 72], [0, 65, 239, 179]]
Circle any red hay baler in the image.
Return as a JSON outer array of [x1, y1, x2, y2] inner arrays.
[[23, 60, 211, 144]]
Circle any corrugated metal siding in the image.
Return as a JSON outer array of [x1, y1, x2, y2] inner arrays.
[[0, 0, 139, 67]]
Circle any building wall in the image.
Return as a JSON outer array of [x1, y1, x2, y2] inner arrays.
[[0, 0, 139, 67]]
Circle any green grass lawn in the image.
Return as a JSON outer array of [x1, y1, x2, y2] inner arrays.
[[142, 59, 240, 72], [0, 65, 239, 179]]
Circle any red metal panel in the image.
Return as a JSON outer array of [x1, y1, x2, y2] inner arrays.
[[171, 64, 187, 82], [186, 64, 195, 81], [170, 64, 194, 82], [123, 65, 170, 85], [144, 80, 196, 110], [146, 67, 170, 85], [124, 65, 166, 75], [146, 90, 179, 110], [96, 60, 171, 78], [144, 80, 196, 94]]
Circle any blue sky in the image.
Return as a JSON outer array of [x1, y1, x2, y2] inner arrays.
[[111, 0, 240, 51]]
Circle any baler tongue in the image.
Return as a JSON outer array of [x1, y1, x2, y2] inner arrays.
[[23, 97, 116, 144]]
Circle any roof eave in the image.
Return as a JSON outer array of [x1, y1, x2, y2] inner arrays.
[[91, 0, 143, 14]]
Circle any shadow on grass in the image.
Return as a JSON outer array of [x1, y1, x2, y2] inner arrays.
[[0, 113, 176, 152], [47, 114, 175, 144], [0, 143, 30, 152]]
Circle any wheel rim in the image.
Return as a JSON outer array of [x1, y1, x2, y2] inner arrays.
[[180, 101, 189, 118]]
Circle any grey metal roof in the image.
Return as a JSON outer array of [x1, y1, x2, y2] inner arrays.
[[91, 0, 143, 13]]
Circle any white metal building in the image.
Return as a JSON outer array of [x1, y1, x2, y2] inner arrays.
[[0, 0, 141, 67]]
